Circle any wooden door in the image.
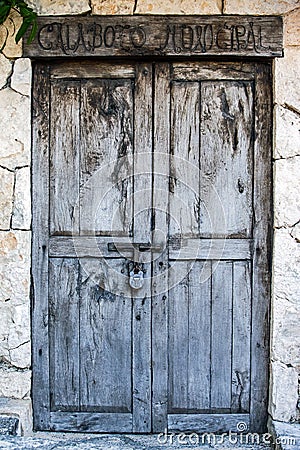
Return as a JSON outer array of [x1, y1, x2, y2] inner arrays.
[[32, 61, 271, 433], [151, 62, 271, 434]]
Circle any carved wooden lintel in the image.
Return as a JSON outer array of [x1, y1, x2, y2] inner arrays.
[[23, 15, 283, 58]]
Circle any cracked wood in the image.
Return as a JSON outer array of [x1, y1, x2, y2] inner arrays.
[[32, 60, 271, 434], [24, 15, 283, 58]]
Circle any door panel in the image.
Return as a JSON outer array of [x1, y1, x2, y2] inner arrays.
[[79, 259, 132, 413], [232, 261, 251, 413], [49, 258, 80, 411], [188, 261, 211, 411], [32, 60, 271, 433], [170, 81, 200, 236], [200, 81, 253, 238], [133, 64, 153, 245], [50, 81, 80, 235], [211, 261, 233, 411], [80, 79, 134, 236], [167, 260, 251, 414]]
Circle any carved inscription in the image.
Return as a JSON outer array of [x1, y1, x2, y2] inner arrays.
[[158, 23, 269, 53], [24, 16, 283, 58], [38, 23, 148, 53]]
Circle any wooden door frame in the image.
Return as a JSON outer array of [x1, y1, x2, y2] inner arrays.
[[31, 58, 273, 433]]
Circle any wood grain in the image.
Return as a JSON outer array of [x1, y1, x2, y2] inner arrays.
[[168, 263, 190, 412], [131, 64, 153, 433], [169, 81, 200, 237], [49, 258, 80, 411], [211, 262, 233, 411], [200, 80, 253, 238], [49, 236, 252, 260], [168, 413, 249, 434], [31, 63, 51, 430], [152, 63, 170, 432], [79, 258, 132, 413], [172, 62, 255, 81], [188, 261, 211, 411], [249, 63, 272, 433], [133, 64, 153, 244], [80, 78, 134, 235], [32, 60, 272, 433], [24, 16, 283, 58], [231, 261, 251, 413], [169, 238, 252, 260], [132, 265, 152, 432], [51, 62, 135, 79], [50, 80, 80, 235], [49, 412, 132, 432]]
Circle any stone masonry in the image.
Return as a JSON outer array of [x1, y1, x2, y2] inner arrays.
[[0, 0, 299, 433]]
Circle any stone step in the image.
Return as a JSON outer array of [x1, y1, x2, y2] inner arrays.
[[270, 420, 300, 450], [0, 433, 274, 449], [0, 398, 32, 436], [0, 416, 19, 436]]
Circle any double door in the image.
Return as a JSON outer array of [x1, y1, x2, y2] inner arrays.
[[32, 60, 271, 433]]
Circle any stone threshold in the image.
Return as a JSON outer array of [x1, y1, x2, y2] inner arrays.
[[269, 419, 300, 450], [0, 398, 32, 436], [0, 433, 274, 449], [0, 401, 299, 450]]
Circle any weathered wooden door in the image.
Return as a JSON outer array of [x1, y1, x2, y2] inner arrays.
[[32, 61, 271, 433]]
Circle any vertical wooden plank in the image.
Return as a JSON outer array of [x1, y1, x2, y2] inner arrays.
[[49, 258, 80, 411], [131, 63, 153, 432], [168, 263, 189, 412], [200, 81, 253, 238], [50, 80, 80, 235], [250, 63, 272, 433], [80, 79, 134, 236], [132, 262, 152, 432], [80, 258, 132, 413], [152, 257, 168, 431], [211, 261, 233, 410], [133, 63, 153, 244], [169, 81, 200, 237], [232, 261, 251, 413], [31, 63, 51, 430], [188, 261, 211, 410], [152, 63, 170, 432]]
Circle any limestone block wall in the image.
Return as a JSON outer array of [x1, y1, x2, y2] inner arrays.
[[271, 6, 300, 422], [0, 46, 31, 400], [0, 0, 299, 426]]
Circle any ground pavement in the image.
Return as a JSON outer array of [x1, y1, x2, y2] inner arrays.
[[0, 432, 275, 450]]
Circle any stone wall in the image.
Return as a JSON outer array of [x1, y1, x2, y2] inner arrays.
[[0, 0, 299, 429], [0, 43, 31, 401], [271, 5, 300, 422]]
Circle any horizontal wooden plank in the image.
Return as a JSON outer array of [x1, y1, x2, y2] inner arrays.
[[172, 62, 255, 81], [49, 236, 158, 261], [49, 412, 132, 432], [49, 236, 252, 260], [24, 16, 283, 58], [168, 413, 249, 433], [51, 62, 135, 79], [169, 238, 252, 260], [49, 236, 131, 258]]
